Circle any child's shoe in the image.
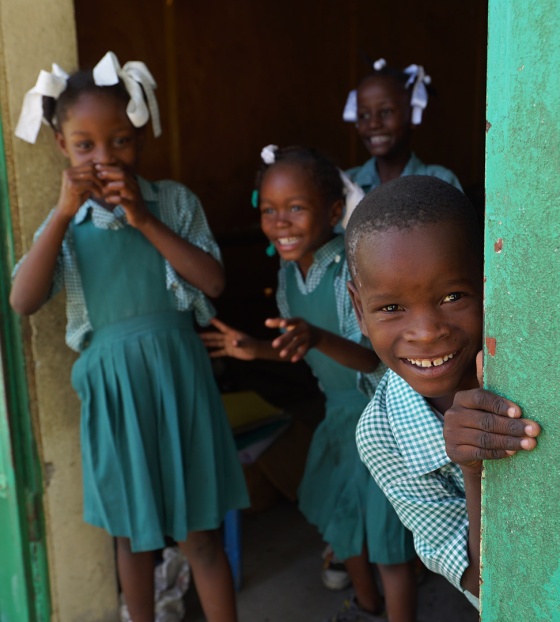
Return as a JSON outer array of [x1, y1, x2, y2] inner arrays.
[[322, 595, 385, 621], [321, 545, 351, 590]]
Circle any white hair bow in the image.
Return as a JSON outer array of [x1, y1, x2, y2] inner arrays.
[[261, 144, 278, 164], [403, 64, 431, 125], [15, 64, 69, 143], [15, 51, 161, 144], [93, 51, 161, 137], [342, 58, 386, 123], [339, 170, 365, 229], [342, 90, 358, 123]]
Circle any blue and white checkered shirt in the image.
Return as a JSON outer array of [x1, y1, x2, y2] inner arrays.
[[356, 369, 470, 593], [17, 177, 220, 351]]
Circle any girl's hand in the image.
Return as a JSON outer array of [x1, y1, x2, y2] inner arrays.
[[443, 352, 541, 474], [200, 318, 260, 360], [56, 163, 104, 219], [265, 316, 320, 362], [95, 164, 150, 228]]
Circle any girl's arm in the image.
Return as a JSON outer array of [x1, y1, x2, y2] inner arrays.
[[134, 215, 224, 298], [98, 165, 224, 298], [11, 164, 103, 315], [264, 317, 380, 372], [201, 317, 379, 371], [10, 210, 72, 314], [200, 318, 283, 361]]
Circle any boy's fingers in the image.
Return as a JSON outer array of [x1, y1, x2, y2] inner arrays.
[[456, 388, 522, 419], [447, 427, 536, 454], [448, 407, 540, 438], [451, 445, 514, 462]]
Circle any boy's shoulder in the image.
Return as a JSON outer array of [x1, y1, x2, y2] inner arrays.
[[357, 369, 450, 476]]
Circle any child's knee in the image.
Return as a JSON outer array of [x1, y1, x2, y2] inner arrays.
[[181, 529, 222, 566]]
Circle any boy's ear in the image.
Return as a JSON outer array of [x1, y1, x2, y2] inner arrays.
[[54, 131, 69, 158], [347, 279, 369, 338], [329, 198, 344, 227]]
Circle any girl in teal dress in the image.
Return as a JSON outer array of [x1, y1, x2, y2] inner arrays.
[[11, 52, 248, 622], [202, 146, 418, 622]]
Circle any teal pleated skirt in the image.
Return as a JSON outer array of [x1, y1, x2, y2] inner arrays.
[[71, 311, 249, 552], [298, 390, 415, 564]]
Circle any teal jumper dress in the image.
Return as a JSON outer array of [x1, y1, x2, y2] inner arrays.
[[70, 202, 249, 552], [285, 254, 415, 564]]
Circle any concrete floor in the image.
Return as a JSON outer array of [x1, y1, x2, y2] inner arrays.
[[184, 501, 479, 622]]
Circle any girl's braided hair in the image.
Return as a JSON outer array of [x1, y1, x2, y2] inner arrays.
[[255, 146, 344, 207]]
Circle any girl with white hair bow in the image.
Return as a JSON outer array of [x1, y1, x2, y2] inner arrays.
[[11, 51, 248, 622], [342, 58, 462, 216]]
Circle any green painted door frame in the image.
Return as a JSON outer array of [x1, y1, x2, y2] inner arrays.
[[0, 111, 50, 619], [482, 0, 560, 619]]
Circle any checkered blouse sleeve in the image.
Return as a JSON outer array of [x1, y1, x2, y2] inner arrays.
[[158, 181, 221, 326]]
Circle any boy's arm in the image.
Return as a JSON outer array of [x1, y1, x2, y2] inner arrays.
[[264, 316, 380, 372], [444, 371, 541, 596]]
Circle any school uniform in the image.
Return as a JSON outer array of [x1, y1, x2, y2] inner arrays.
[[276, 235, 415, 563], [356, 368, 479, 607], [346, 152, 463, 194], [22, 177, 249, 552]]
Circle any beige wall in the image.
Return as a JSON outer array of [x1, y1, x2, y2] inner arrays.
[[0, 1, 118, 620]]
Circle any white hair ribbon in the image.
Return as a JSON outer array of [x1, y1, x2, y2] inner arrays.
[[342, 59, 387, 123], [15, 64, 69, 143], [93, 51, 161, 137], [342, 89, 358, 122], [261, 144, 278, 164], [403, 64, 431, 125], [339, 170, 365, 229]]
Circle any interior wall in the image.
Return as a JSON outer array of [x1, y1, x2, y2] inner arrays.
[[74, 0, 487, 230], [74, 0, 487, 333]]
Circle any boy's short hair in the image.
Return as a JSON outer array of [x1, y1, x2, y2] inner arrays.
[[345, 175, 482, 278]]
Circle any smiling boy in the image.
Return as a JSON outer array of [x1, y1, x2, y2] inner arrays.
[[345, 176, 541, 606]]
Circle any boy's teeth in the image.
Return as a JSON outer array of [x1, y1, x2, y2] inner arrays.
[[407, 352, 455, 368]]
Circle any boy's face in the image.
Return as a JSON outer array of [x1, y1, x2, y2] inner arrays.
[[348, 221, 483, 410]]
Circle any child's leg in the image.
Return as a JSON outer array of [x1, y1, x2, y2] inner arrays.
[[178, 528, 238, 622], [377, 560, 417, 622], [116, 537, 155, 622], [343, 545, 384, 614]]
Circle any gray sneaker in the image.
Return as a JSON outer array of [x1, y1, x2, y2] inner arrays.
[[322, 596, 386, 622]]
